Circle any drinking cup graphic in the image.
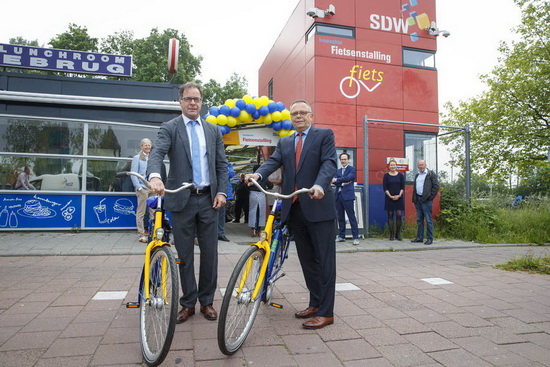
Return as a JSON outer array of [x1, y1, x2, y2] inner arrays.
[[93, 199, 107, 223]]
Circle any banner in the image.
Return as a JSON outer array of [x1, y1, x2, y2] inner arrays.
[[0, 43, 132, 77]]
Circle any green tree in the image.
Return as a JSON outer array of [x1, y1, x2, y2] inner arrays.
[[129, 28, 202, 83], [202, 73, 249, 107], [49, 23, 98, 52], [441, 0, 549, 184]]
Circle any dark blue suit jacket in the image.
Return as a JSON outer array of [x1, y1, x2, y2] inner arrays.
[[333, 165, 356, 201], [256, 126, 337, 223]]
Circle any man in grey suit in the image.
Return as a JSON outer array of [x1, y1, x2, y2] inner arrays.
[[148, 82, 229, 323], [246, 100, 338, 330]]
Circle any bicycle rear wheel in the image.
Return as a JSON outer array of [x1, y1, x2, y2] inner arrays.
[[140, 246, 179, 366], [218, 245, 265, 355]]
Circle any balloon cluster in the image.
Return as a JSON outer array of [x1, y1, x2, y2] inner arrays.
[[204, 95, 295, 137]]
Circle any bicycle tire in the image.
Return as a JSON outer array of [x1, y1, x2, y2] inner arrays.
[[218, 245, 265, 355], [140, 246, 179, 366]]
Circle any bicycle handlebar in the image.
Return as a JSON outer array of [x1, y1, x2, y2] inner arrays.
[[116, 171, 194, 194], [247, 178, 314, 199]]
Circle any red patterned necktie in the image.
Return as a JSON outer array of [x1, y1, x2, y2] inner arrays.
[[293, 132, 303, 203]]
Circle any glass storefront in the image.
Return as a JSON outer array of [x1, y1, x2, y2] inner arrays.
[[0, 114, 160, 230]]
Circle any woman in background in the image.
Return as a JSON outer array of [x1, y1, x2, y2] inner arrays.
[[383, 159, 404, 241], [131, 138, 154, 243]]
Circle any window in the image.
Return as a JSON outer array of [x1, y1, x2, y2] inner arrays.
[[403, 48, 435, 69], [268, 79, 273, 100], [405, 132, 437, 183], [336, 148, 356, 169], [86, 123, 156, 158], [0, 116, 83, 155], [306, 24, 355, 42]]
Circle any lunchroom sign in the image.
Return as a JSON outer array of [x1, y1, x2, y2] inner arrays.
[[0, 43, 132, 77]]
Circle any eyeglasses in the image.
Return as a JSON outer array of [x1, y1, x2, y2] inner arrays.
[[181, 96, 202, 103], [290, 111, 311, 117]]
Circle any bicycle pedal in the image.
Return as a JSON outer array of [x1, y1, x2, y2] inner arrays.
[[126, 302, 140, 308], [270, 303, 283, 309], [175, 258, 181, 264]]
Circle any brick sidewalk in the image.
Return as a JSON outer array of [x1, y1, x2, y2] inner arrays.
[[1, 245, 549, 366]]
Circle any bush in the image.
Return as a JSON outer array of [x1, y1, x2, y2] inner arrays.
[[438, 187, 550, 244]]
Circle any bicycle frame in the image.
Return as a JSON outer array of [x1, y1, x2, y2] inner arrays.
[[236, 179, 312, 303]]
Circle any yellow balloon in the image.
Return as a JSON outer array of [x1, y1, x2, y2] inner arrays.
[[227, 116, 238, 127], [271, 111, 282, 122], [260, 96, 270, 106], [253, 97, 262, 109], [263, 114, 272, 125], [206, 115, 217, 125], [255, 116, 265, 124], [243, 95, 253, 104], [225, 99, 236, 108], [217, 114, 228, 125], [239, 110, 250, 123], [280, 109, 291, 121], [278, 129, 289, 137]]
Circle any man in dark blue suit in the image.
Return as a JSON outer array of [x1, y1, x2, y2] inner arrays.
[[246, 100, 337, 330], [332, 152, 359, 245]]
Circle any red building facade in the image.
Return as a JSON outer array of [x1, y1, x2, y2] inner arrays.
[[259, 0, 441, 228]]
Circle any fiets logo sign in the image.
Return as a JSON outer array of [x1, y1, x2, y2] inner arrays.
[[339, 65, 384, 99]]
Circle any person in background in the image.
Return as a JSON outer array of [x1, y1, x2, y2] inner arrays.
[[217, 162, 234, 242], [383, 159, 404, 241], [267, 166, 283, 210], [232, 173, 249, 223], [248, 164, 270, 237], [147, 82, 228, 324], [131, 138, 154, 243], [332, 152, 359, 245], [411, 159, 439, 246], [245, 99, 337, 330], [14, 166, 35, 190]]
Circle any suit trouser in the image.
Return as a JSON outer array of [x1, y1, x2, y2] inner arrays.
[[135, 188, 154, 235], [335, 196, 359, 239], [289, 202, 336, 317], [171, 193, 218, 308]]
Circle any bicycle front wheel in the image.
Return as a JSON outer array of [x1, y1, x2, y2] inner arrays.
[[218, 245, 265, 355], [140, 246, 179, 366]]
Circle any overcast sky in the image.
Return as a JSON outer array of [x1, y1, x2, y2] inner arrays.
[[0, 0, 522, 111]]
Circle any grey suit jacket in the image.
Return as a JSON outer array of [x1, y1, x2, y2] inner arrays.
[[148, 115, 229, 212]]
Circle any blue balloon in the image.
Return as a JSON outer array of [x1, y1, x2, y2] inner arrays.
[[245, 103, 257, 114], [236, 99, 246, 110], [258, 105, 269, 116], [252, 110, 260, 120], [271, 121, 282, 131], [268, 102, 278, 113], [218, 125, 231, 135], [230, 107, 241, 118], [209, 106, 219, 117], [219, 105, 231, 116], [276, 102, 285, 112], [281, 119, 293, 130]]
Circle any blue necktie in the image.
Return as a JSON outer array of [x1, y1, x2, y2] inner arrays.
[[190, 120, 202, 186]]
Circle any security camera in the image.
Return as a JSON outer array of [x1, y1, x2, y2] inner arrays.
[[327, 4, 335, 15], [307, 8, 325, 18]]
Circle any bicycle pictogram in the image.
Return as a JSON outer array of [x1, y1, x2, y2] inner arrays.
[[339, 76, 382, 99]]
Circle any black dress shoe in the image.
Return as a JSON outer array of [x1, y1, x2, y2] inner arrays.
[[411, 238, 423, 243], [218, 235, 230, 242], [424, 239, 433, 245]]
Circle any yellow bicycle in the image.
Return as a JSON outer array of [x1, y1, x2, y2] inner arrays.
[[120, 171, 192, 367], [218, 178, 312, 355]]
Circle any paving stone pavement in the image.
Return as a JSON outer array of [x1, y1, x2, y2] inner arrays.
[[0, 225, 549, 366]]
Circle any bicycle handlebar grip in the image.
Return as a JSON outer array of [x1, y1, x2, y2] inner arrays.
[[115, 171, 128, 178]]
